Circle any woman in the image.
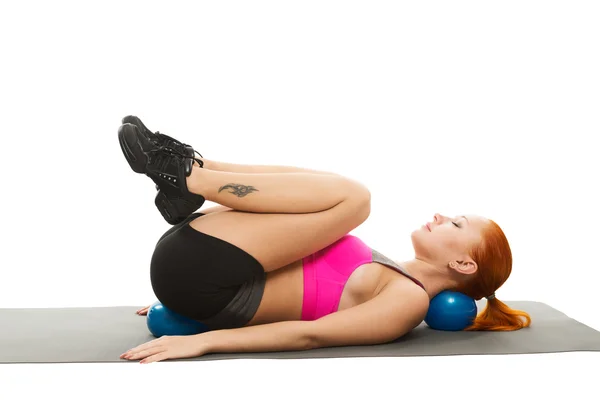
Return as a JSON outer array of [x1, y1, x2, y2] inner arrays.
[[117, 116, 531, 364]]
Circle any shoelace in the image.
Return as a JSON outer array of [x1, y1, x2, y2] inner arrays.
[[155, 131, 204, 159], [147, 144, 204, 171]]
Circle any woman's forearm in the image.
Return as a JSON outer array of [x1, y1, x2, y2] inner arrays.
[[201, 320, 316, 354]]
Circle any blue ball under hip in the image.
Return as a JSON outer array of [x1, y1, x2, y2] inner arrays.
[[146, 302, 210, 337]]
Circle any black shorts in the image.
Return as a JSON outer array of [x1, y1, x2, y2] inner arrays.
[[150, 212, 266, 329]]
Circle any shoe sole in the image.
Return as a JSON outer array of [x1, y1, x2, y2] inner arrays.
[[118, 123, 146, 174], [155, 189, 206, 225], [155, 190, 184, 225]]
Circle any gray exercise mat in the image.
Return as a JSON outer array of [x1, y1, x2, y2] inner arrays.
[[1, 301, 599, 364]]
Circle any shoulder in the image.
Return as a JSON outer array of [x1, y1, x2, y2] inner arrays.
[[381, 277, 430, 321]]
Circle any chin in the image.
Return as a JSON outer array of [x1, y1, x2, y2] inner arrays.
[[410, 231, 420, 246], [411, 227, 426, 238]]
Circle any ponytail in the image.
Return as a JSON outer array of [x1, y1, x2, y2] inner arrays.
[[464, 297, 531, 331], [455, 218, 531, 331]]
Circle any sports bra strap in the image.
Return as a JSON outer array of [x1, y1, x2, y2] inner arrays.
[[371, 248, 426, 291]]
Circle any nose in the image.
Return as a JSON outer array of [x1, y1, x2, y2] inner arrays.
[[433, 213, 444, 225]]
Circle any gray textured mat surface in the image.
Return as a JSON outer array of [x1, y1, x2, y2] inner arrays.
[[1, 301, 599, 364]]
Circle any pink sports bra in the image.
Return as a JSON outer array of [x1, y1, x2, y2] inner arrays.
[[301, 234, 426, 321]]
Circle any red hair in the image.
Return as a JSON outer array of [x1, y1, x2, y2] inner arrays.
[[456, 219, 531, 331]]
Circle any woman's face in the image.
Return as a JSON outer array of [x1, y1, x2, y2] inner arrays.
[[411, 213, 489, 267]]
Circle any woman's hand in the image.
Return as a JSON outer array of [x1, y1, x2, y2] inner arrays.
[[135, 304, 152, 316], [120, 335, 209, 364]]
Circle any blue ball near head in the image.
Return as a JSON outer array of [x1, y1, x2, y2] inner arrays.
[[424, 290, 477, 331], [146, 302, 210, 338]]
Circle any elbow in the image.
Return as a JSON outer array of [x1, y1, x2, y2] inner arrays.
[[303, 332, 320, 351], [302, 323, 323, 350], [303, 327, 349, 350]]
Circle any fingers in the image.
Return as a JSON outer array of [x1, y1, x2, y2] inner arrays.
[[140, 352, 168, 364], [120, 336, 197, 364], [136, 305, 151, 315], [124, 347, 163, 361], [122, 347, 168, 364], [129, 338, 162, 353], [121, 338, 164, 359]]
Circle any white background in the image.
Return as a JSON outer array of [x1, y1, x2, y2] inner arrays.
[[1, 1, 599, 399]]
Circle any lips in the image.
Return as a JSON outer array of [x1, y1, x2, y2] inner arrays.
[[425, 223, 431, 231]]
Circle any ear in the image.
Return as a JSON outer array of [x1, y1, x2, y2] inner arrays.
[[449, 260, 478, 275]]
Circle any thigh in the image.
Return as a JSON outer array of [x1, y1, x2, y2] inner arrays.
[[188, 197, 370, 272]]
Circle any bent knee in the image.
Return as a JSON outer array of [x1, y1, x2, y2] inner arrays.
[[344, 187, 371, 222], [345, 177, 371, 202]]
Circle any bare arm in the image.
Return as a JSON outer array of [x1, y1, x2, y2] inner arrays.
[[202, 280, 429, 355], [121, 280, 429, 363], [202, 320, 313, 354]]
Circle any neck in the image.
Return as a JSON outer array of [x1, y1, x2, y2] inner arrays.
[[398, 258, 455, 300]]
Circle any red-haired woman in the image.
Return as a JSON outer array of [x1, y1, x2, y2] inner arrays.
[[118, 116, 531, 364]]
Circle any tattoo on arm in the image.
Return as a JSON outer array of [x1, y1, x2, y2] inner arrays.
[[218, 183, 259, 198]]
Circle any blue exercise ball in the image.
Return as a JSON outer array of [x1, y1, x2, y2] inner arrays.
[[146, 301, 209, 338], [424, 290, 477, 331]]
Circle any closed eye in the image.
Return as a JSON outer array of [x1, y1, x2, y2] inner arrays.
[[452, 222, 460, 228]]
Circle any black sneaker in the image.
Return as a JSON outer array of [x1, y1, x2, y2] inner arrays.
[[121, 115, 203, 160], [153, 184, 206, 225], [118, 122, 203, 198], [120, 117, 206, 224]]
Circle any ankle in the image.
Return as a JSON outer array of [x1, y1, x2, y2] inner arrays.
[[198, 158, 214, 170], [185, 166, 209, 197], [193, 158, 204, 168]]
